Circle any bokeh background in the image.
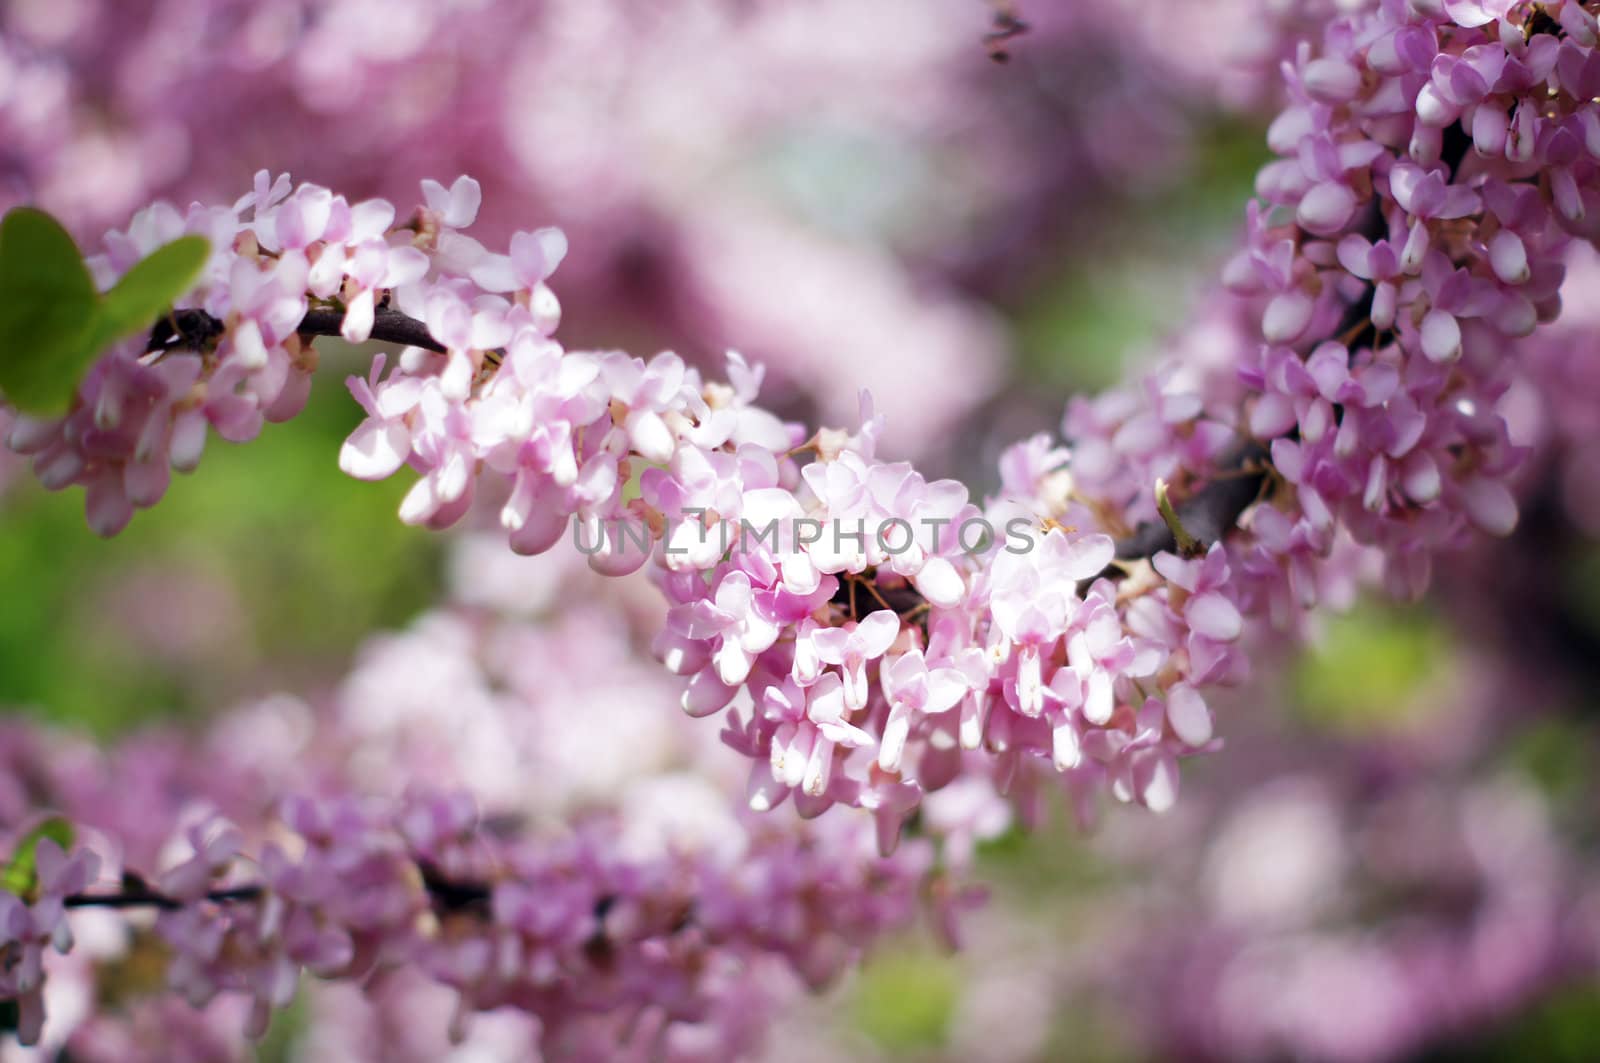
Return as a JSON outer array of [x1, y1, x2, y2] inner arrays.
[[6, 0, 1600, 1059]]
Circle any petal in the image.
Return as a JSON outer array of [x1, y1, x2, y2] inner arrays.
[[1165, 684, 1213, 746], [1297, 181, 1358, 234], [1263, 290, 1313, 344], [1488, 230, 1529, 285], [1083, 669, 1113, 725], [469, 254, 521, 293], [86, 472, 133, 536], [808, 626, 849, 665], [341, 288, 376, 344], [1419, 308, 1462, 362], [714, 571, 754, 615], [626, 409, 676, 464], [1336, 234, 1375, 279], [385, 246, 430, 288], [878, 706, 911, 772], [1051, 530, 1116, 581], [350, 198, 396, 241], [1133, 749, 1180, 812], [1461, 475, 1517, 536], [682, 666, 737, 718], [1186, 592, 1243, 642], [443, 176, 482, 229], [911, 555, 966, 608], [923, 669, 970, 715], [1052, 717, 1081, 770], [852, 610, 901, 658]]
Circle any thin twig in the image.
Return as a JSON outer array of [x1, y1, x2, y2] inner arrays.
[[153, 305, 448, 357], [64, 865, 489, 913], [984, 1, 1028, 62]]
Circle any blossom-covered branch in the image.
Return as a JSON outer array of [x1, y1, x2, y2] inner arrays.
[[9, 0, 1600, 868], [8, 0, 1600, 1055], [1113, 115, 1476, 564], [3, 787, 932, 1054], [6, 9, 1600, 1054], [63, 880, 265, 911], [0, 592, 957, 1056]]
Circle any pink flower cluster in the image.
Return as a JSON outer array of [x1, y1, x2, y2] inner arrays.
[[0, 788, 930, 1059], [0, 582, 943, 1058], [319, 196, 1245, 837], [1058, 2, 1600, 632], [18, 0, 1600, 867], [328, 0, 1600, 843], [141, 791, 928, 1055], [2, 171, 461, 534], [1221, 0, 1600, 598], [13, 1, 1600, 1047]]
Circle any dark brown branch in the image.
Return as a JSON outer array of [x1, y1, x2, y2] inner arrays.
[[299, 306, 446, 353], [64, 873, 262, 911], [984, 1, 1028, 62], [150, 306, 448, 357], [133, 124, 1472, 572], [417, 861, 491, 910], [64, 866, 487, 913], [1113, 441, 1270, 561]]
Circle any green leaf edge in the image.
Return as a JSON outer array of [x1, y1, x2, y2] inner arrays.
[[1, 816, 76, 900], [0, 206, 210, 417]]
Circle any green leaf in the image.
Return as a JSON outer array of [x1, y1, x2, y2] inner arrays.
[[89, 235, 210, 354], [0, 816, 75, 900], [0, 207, 210, 417], [0, 208, 98, 415]]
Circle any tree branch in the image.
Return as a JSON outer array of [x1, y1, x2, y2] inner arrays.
[[64, 864, 489, 913], [150, 305, 447, 357], [1112, 441, 1270, 561], [136, 122, 1463, 572], [64, 876, 262, 911], [984, 1, 1028, 62]]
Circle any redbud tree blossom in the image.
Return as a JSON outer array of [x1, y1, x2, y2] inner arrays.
[[8, 0, 1600, 1058]]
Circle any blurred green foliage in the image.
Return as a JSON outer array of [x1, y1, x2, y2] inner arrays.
[[1508, 717, 1595, 801], [1, 105, 1595, 1063], [1012, 119, 1271, 392], [1560, 544, 1600, 645], [0, 816, 73, 899], [849, 944, 962, 1054], [259, 988, 308, 1063], [1419, 984, 1600, 1062], [976, 805, 1123, 908], [0, 347, 442, 737], [1293, 600, 1453, 734]]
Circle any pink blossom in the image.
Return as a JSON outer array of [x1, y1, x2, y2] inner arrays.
[[810, 610, 899, 712]]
